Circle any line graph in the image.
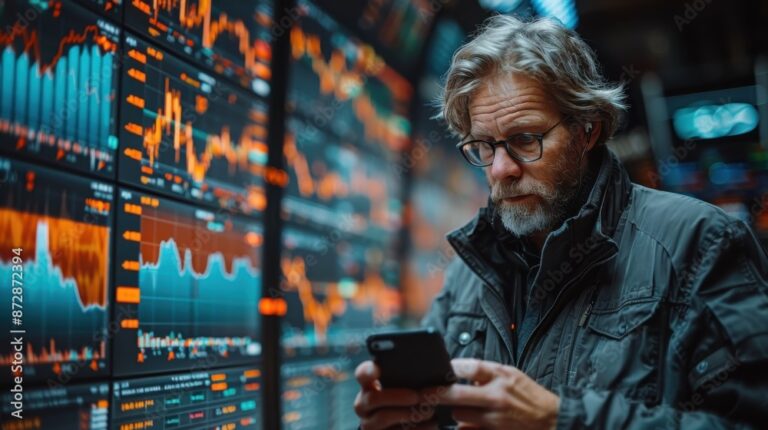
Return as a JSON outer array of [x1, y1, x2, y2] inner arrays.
[[289, 0, 412, 153], [126, 0, 273, 94], [281, 226, 401, 348], [283, 115, 402, 240], [113, 189, 263, 376], [0, 157, 113, 384], [0, 0, 120, 176], [118, 35, 268, 214]]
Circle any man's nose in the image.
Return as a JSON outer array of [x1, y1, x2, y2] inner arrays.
[[489, 145, 523, 182]]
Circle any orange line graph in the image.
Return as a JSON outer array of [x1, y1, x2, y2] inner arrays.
[[284, 130, 396, 227], [281, 255, 400, 343], [139, 204, 261, 276], [289, 25, 412, 151], [283, 131, 349, 201], [0, 207, 109, 307], [148, 0, 271, 79], [142, 78, 268, 184], [0, 22, 117, 73]]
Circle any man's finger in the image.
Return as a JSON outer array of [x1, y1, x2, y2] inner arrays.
[[437, 383, 495, 408], [450, 359, 501, 384], [356, 388, 421, 416], [355, 360, 381, 390]]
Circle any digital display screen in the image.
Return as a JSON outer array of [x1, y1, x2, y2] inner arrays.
[[312, 0, 437, 73], [282, 353, 362, 430], [284, 0, 411, 239], [124, 0, 273, 95], [0, 157, 113, 384], [118, 35, 269, 215], [0, 0, 120, 177], [281, 225, 400, 350], [112, 188, 262, 376], [283, 115, 402, 240], [111, 366, 263, 430]]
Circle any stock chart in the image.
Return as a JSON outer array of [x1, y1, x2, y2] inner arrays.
[[280, 225, 401, 350], [118, 35, 269, 215], [111, 366, 262, 430], [0, 1, 422, 428], [277, 5, 409, 426], [283, 0, 412, 241], [124, 0, 273, 95], [1, 382, 110, 430], [112, 189, 263, 376], [283, 116, 402, 240], [289, 0, 412, 152], [0, 157, 113, 384], [0, 0, 120, 176]]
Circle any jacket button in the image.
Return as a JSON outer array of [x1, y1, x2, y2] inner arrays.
[[458, 332, 472, 345], [696, 360, 709, 374]]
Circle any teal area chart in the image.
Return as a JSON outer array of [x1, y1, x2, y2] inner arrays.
[[112, 189, 263, 376]]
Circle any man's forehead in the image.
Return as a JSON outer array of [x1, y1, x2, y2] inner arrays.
[[471, 72, 545, 99], [468, 73, 557, 134]]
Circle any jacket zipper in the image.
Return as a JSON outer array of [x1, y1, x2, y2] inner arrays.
[[561, 287, 600, 384], [578, 288, 599, 327], [517, 249, 615, 371]]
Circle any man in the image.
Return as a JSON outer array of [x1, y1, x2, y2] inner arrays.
[[354, 14, 768, 430]]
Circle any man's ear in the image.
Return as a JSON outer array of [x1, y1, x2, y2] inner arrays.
[[584, 121, 602, 151]]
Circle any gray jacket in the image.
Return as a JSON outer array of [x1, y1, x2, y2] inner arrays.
[[422, 147, 768, 429]]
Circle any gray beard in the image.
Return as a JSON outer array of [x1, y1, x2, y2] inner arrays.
[[492, 149, 585, 237]]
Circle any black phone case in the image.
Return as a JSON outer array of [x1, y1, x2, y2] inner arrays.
[[366, 328, 457, 389]]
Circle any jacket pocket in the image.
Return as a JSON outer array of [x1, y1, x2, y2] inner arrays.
[[587, 296, 660, 339], [578, 296, 664, 401], [445, 314, 488, 359]]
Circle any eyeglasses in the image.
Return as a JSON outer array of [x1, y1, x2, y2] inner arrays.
[[456, 118, 564, 167]]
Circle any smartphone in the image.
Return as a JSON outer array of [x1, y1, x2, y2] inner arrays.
[[366, 328, 457, 389]]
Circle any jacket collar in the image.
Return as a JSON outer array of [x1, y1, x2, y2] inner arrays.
[[447, 146, 633, 297]]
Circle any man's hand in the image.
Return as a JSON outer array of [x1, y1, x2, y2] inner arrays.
[[353, 360, 440, 430], [438, 359, 560, 430]]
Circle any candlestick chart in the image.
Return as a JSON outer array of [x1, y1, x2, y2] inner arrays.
[[125, 0, 273, 94], [0, 0, 120, 176], [0, 156, 113, 384], [118, 35, 269, 215]]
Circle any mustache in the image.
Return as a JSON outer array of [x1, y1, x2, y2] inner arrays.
[[490, 181, 547, 201]]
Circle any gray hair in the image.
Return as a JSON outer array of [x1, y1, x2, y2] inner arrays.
[[440, 15, 626, 144]]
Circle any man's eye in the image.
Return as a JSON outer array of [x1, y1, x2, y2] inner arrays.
[[510, 134, 537, 145]]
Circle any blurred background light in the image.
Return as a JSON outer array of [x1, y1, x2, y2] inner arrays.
[[531, 0, 578, 28], [673, 103, 759, 140]]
